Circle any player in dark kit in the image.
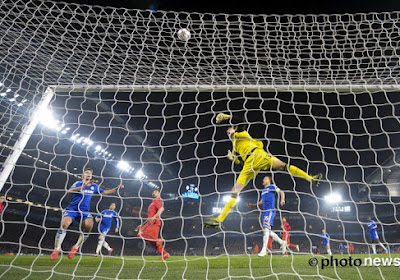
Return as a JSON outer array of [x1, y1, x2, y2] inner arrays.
[[136, 189, 169, 260]]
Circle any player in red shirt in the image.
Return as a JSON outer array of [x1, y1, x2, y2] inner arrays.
[[348, 243, 354, 254], [281, 217, 299, 255], [136, 189, 169, 260], [267, 237, 273, 254], [253, 244, 259, 254], [0, 196, 6, 214]]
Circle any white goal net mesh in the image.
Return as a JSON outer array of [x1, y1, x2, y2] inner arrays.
[[0, 0, 400, 279]]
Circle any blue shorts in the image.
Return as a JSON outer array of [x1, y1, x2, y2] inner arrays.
[[370, 231, 379, 241], [262, 211, 276, 228], [64, 210, 93, 222], [99, 226, 110, 236]]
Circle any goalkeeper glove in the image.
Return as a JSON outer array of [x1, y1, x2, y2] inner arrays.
[[227, 150, 240, 165], [216, 113, 232, 124]]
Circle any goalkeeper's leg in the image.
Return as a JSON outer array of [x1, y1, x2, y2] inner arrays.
[[203, 183, 244, 228], [204, 169, 255, 228], [271, 157, 322, 186]]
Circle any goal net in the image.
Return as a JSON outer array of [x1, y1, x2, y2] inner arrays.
[[0, 0, 400, 279]]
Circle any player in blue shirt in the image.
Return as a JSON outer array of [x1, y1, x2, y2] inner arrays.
[[94, 202, 120, 256], [322, 229, 332, 256], [367, 217, 388, 255], [247, 175, 287, 257], [339, 243, 344, 254], [50, 168, 124, 260]]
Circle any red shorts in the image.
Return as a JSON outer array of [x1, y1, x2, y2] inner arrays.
[[282, 233, 290, 243], [138, 222, 161, 241], [267, 237, 273, 249]]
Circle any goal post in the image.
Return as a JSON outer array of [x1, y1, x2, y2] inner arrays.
[[52, 84, 400, 93], [0, 87, 55, 192]]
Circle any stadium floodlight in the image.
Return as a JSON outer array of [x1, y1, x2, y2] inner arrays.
[[95, 145, 101, 151], [6, 89, 11, 93], [324, 193, 342, 204], [0, 92, 6, 97], [70, 134, 79, 141], [38, 108, 59, 130], [136, 170, 144, 179], [117, 160, 130, 171], [61, 127, 70, 134]]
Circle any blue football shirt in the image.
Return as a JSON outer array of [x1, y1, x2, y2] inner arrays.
[[97, 210, 119, 229], [322, 233, 330, 245], [66, 181, 104, 212], [261, 184, 280, 211]]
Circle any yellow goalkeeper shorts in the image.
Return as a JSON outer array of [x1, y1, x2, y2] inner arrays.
[[236, 149, 280, 186]]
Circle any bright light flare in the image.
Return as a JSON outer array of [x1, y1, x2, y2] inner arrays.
[[136, 170, 145, 179], [117, 160, 131, 171], [324, 193, 342, 204], [223, 195, 240, 202]]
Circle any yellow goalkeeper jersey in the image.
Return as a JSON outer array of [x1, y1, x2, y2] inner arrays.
[[233, 131, 264, 161]]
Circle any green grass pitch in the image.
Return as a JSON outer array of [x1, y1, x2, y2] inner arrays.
[[0, 254, 399, 279]]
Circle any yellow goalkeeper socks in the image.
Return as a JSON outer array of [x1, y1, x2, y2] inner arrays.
[[216, 194, 238, 222], [287, 165, 312, 182]]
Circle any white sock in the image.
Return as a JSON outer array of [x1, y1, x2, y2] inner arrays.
[[55, 229, 66, 250], [372, 245, 377, 254], [327, 248, 332, 256], [270, 231, 284, 245], [96, 240, 104, 254], [75, 233, 89, 249], [378, 243, 386, 250], [103, 241, 111, 251], [260, 228, 270, 253]]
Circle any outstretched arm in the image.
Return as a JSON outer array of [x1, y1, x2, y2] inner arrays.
[[102, 184, 124, 195], [247, 200, 262, 208], [279, 190, 285, 206], [147, 207, 165, 224], [114, 216, 120, 233], [67, 181, 93, 193]]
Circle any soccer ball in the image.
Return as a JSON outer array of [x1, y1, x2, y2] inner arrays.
[[177, 28, 191, 41]]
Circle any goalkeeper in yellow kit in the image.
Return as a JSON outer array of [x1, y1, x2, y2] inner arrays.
[[203, 113, 322, 229]]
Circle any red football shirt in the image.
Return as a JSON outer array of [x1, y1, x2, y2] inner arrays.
[[0, 203, 5, 214], [148, 198, 163, 225], [283, 221, 291, 232]]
